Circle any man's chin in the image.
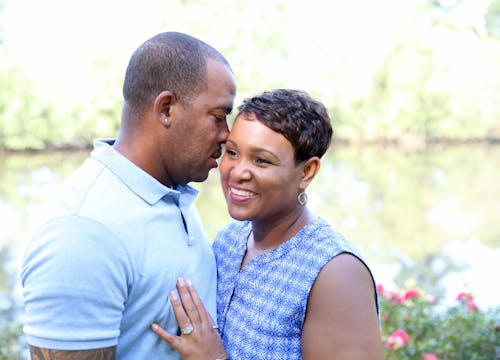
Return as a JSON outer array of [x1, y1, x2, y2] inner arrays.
[[191, 171, 211, 183]]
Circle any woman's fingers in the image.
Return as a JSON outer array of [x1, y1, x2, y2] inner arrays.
[[150, 322, 178, 347], [151, 279, 227, 360], [169, 278, 213, 333], [151, 320, 227, 360], [185, 279, 216, 327], [169, 290, 193, 333], [177, 278, 202, 325]]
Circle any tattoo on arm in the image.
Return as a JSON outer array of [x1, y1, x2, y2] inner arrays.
[[29, 345, 115, 360]]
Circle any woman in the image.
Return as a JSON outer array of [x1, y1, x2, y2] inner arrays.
[[152, 89, 383, 359]]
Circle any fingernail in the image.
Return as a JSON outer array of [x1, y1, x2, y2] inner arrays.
[[177, 278, 185, 286], [186, 279, 193, 286], [151, 323, 160, 331]]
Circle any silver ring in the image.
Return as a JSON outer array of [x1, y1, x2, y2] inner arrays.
[[180, 323, 194, 335]]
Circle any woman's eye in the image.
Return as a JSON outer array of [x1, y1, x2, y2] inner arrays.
[[255, 158, 270, 165], [225, 148, 237, 157]]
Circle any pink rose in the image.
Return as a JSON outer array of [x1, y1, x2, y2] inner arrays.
[[421, 353, 438, 360], [404, 288, 420, 300], [377, 284, 392, 301], [393, 293, 406, 305], [385, 329, 409, 350], [456, 292, 473, 302], [456, 292, 479, 312], [467, 300, 479, 312]]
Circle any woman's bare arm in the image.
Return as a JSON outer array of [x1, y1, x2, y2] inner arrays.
[[302, 253, 383, 360]]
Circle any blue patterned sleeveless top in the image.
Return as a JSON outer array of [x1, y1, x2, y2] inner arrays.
[[213, 217, 378, 359]]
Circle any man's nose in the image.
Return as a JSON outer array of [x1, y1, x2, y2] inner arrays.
[[217, 123, 230, 143]]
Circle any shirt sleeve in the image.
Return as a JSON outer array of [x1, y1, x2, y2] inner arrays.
[[21, 215, 133, 350]]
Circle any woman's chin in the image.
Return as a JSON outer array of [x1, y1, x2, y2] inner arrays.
[[227, 209, 252, 222]]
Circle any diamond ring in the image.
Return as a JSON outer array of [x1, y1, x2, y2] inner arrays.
[[180, 323, 194, 335]]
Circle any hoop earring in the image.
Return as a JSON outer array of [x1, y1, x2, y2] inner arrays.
[[297, 191, 308, 206]]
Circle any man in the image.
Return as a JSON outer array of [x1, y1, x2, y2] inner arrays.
[[21, 32, 237, 359]]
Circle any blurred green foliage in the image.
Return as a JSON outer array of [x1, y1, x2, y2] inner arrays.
[[0, 0, 500, 150], [486, 0, 500, 36], [0, 315, 24, 360], [0, 246, 24, 360]]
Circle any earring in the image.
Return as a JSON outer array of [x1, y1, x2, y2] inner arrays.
[[297, 191, 308, 206], [163, 117, 171, 127]]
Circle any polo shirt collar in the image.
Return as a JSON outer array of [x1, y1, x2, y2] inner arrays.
[[91, 138, 198, 207]]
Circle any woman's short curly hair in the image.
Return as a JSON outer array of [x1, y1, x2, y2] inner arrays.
[[236, 89, 333, 163]]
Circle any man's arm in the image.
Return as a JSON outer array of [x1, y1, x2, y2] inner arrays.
[[22, 218, 129, 359], [29, 345, 115, 360]]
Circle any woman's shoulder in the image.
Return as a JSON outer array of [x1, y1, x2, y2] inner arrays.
[[306, 217, 347, 242], [213, 220, 250, 247], [304, 217, 360, 256]]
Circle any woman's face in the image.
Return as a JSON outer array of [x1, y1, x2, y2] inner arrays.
[[219, 113, 304, 223]]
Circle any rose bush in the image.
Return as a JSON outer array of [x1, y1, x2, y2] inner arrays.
[[379, 285, 500, 359]]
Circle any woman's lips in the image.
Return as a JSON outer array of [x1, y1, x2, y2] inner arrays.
[[229, 186, 257, 201]]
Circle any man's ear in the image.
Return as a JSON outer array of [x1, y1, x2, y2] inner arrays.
[[154, 91, 175, 127], [299, 157, 321, 190]]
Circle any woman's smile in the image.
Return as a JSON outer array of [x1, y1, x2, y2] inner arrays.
[[228, 186, 257, 201]]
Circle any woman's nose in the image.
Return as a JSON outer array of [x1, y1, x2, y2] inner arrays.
[[230, 160, 251, 181]]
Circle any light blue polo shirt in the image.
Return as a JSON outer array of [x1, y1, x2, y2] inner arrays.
[[21, 139, 217, 359]]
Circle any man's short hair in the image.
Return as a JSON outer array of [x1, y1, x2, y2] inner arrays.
[[123, 32, 230, 113]]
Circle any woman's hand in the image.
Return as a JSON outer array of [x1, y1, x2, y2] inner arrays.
[[151, 278, 227, 360]]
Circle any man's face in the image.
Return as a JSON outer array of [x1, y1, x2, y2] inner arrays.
[[168, 59, 236, 185]]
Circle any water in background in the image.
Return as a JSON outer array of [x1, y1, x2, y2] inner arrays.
[[1, 145, 499, 353]]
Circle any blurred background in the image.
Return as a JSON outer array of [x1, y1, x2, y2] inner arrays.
[[1, 0, 500, 358]]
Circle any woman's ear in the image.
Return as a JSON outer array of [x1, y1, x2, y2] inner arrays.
[[154, 91, 175, 128], [300, 157, 321, 190]]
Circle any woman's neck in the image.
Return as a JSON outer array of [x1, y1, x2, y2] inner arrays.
[[240, 208, 313, 269], [250, 207, 313, 251]]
